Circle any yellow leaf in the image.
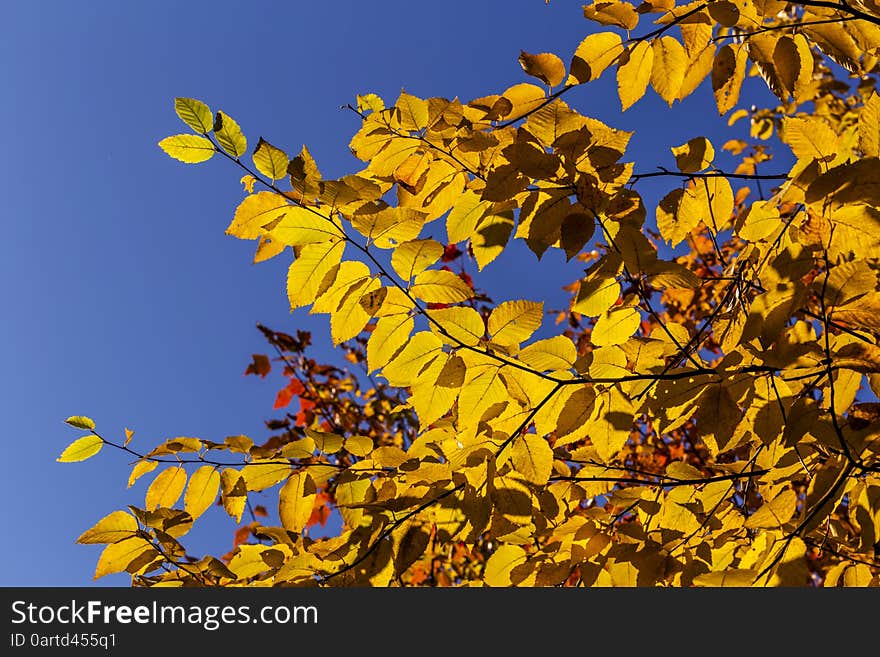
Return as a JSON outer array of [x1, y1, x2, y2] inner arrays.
[[589, 345, 629, 379], [832, 294, 880, 334], [711, 44, 746, 115], [240, 174, 256, 193], [382, 331, 444, 387], [411, 270, 473, 304], [395, 91, 428, 131], [679, 48, 716, 103], [574, 255, 622, 316], [124, 427, 134, 446], [488, 300, 543, 347], [510, 434, 553, 486], [76, 510, 139, 544], [410, 356, 459, 427], [737, 200, 781, 242], [57, 434, 103, 463], [357, 93, 385, 114], [127, 459, 158, 488], [555, 386, 597, 446], [65, 415, 96, 430], [483, 544, 527, 586], [329, 276, 381, 345], [517, 335, 577, 371], [368, 312, 414, 373], [305, 428, 344, 454], [352, 207, 426, 249], [345, 435, 373, 457], [158, 134, 215, 163], [220, 469, 247, 523], [428, 306, 485, 346], [671, 137, 714, 173], [280, 437, 316, 459], [569, 32, 624, 84], [472, 209, 515, 270], [268, 206, 343, 246], [252, 137, 288, 180], [287, 240, 346, 310], [591, 306, 640, 347], [447, 190, 490, 244], [94, 537, 158, 580], [458, 360, 507, 422], [859, 92, 880, 158], [660, 176, 734, 246], [391, 239, 444, 281], [583, 1, 639, 30], [279, 471, 317, 533], [650, 37, 687, 106], [241, 460, 291, 492], [499, 83, 548, 122], [744, 488, 797, 529], [174, 97, 213, 134], [226, 191, 289, 240], [213, 110, 247, 157], [781, 117, 838, 164], [183, 466, 220, 521], [145, 466, 187, 511], [617, 41, 653, 112], [518, 50, 566, 87]]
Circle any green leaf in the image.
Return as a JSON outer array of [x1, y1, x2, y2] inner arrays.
[[214, 111, 247, 157], [253, 137, 289, 180], [57, 434, 103, 463], [65, 415, 95, 430], [174, 97, 213, 134], [159, 134, 215, 163]]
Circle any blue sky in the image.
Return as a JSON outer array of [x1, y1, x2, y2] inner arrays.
[[1, 1, 784, 585]]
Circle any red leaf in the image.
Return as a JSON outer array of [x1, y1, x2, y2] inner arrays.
[[232, 523, 255, 548], [307, 491, 332, 528], [441, 243, 462, 262], [274, 378, 305, 409], [295, 397, 315, 425]]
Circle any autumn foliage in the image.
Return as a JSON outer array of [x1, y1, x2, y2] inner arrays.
[[62, 1, 880, 586]]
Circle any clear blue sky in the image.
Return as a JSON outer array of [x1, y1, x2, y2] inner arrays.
[[1, 1, 782, 585]]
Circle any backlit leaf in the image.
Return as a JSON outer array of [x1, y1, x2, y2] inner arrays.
[[94, 537, 158, 580], [159, 134, 215, 163], [411, 270, 473, 304], [174, 97, 213, 134], [65, 415, 96, 430], [76, 510, 139, 544], [518, 50, 566, 87], [214, 111, 247, 157], [617, 41, 653, 111], [488, 300, 543, 347], [279, 471, 317, 533], [145, 466, 187, 511], [253, 137, 289, 180], [184, 466, 221, 521], [483, 544, 527, 587], [57, 434, 103, 463]]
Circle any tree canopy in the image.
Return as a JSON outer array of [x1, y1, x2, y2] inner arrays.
[[63, 0, 880, 586]]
